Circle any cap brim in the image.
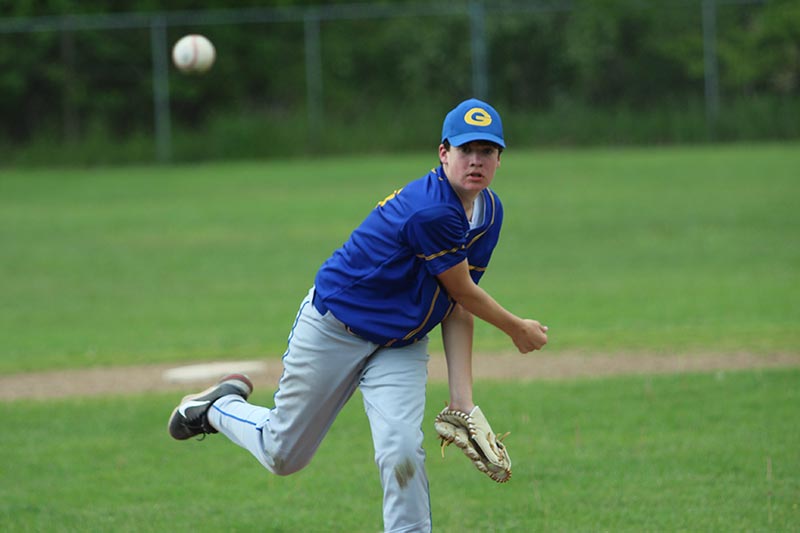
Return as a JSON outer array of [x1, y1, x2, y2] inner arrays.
[[447, 132, 506, 148]]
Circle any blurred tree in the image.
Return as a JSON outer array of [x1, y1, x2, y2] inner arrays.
[[717, 0, 800, 95], [489, 11, 575, 109], [0, 0, 797, 151], [563, 0, 703, 106]]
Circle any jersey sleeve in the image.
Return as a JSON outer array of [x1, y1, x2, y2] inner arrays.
[[403, 205, 467, 276]]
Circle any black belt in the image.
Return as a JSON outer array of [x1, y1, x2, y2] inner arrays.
[[311, 290, 416, 348]]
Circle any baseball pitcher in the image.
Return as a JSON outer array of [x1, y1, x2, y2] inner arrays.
[[168, 98, 548, 532]]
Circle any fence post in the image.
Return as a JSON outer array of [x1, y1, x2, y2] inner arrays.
[[150, 15, 172, 162], [304, 10, 323, 150], [60, 28, 79, 143], [469, 0, 488, 100], [702, 0, 720, 139]]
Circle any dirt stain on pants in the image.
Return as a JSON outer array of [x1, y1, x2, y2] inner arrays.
[[394, 458, 416, 488]]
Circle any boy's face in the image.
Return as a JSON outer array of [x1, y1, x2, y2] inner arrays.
[[439, 141, 502, 196]]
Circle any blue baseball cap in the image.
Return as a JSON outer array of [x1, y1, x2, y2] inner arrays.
[[441, 98, 505, 148]]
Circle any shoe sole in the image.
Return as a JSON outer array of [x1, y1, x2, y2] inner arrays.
[[168, 373, 254, 440]]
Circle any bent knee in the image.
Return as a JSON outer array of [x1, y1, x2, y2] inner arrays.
[[374, 428, 425, 468], [267, 451, 312, 476]]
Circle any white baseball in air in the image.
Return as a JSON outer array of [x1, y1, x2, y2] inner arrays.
[[172, 34, 216, 73]]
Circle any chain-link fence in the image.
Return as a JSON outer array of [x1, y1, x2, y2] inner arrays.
[[1, 0, 795, 165]]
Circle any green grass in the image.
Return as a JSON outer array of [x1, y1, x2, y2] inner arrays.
[[1, 143, 799, 372], [1, 370, 798, 531], [2, 144, 798, 532], [480, 142, 800, 353]]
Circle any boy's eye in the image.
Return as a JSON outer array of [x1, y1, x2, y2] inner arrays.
[[458, 144, 496, 156]]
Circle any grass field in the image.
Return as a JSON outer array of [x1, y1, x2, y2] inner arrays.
[[1, 371, 798, 531], [1, 143, 798, 372], [1, 143, 799, 531]]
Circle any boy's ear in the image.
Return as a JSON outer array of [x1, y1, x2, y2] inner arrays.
[[438, 143, 449, 164]]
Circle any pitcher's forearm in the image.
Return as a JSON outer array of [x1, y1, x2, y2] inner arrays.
[[441, 305, 475, 411], [437, 260, 548, 353], [450, 284, 523, 338]]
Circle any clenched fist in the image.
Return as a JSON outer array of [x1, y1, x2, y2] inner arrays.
[[511, 319, 548, 353]]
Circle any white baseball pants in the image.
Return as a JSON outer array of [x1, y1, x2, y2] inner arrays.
[[207, 287, 432, 532]]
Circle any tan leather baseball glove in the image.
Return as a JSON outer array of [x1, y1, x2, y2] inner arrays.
[[434, 404, 512, 483]]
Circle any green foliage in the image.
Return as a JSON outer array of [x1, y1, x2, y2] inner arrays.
[[1, 371, 798, 531], [1, 0, 799, 164], [2, 93, 799, 165], [718, 0, 800, 94], [1, 144, 798, 373]]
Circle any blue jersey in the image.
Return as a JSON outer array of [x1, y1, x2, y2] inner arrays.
[[313, 165, 504, 347]]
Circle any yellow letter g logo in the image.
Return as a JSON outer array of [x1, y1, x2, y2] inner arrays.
[[463, 107, 493, 127]]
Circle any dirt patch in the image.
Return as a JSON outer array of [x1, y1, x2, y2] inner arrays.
[[2, 351, 799, 402]]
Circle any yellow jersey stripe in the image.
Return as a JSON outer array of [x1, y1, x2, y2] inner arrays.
[[402, 286, 441, 341], [416, 246, 463, 261]]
